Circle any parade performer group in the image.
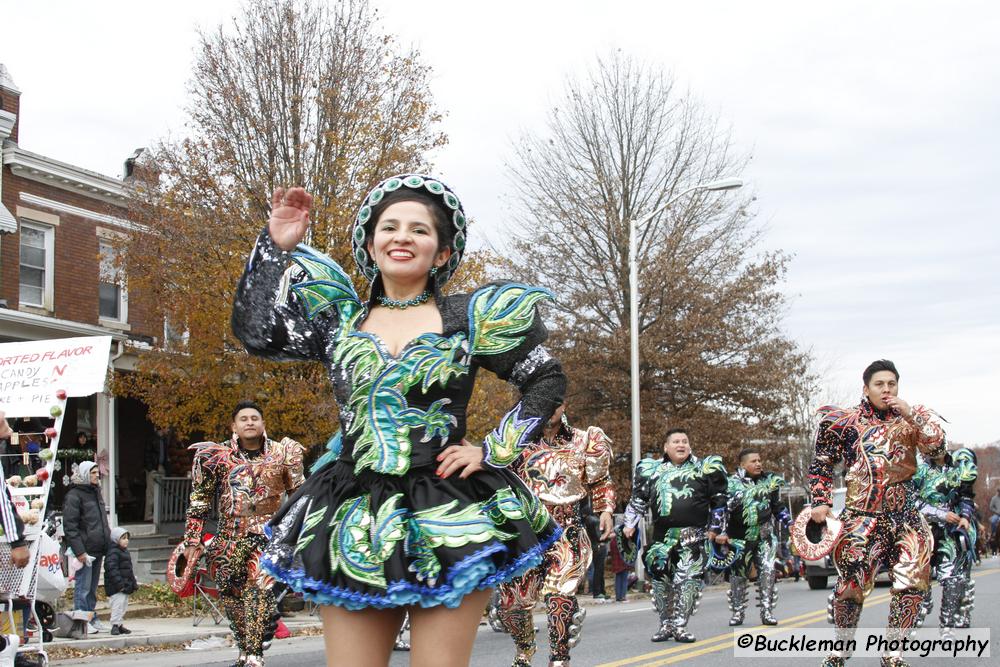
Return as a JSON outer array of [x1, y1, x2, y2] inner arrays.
[[495, 402, 615, 667], [913, 445, 978, 637], [716, 448, 791, 627], [803, 360, 946, 667], [181, 401, 305, 667], [623, 429, 727, 643], [184, 164, 978, 667], [231, 175, 565, 667]]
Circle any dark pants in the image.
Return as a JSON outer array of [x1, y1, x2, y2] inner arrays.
[[614, 571, 629, 601], [591, 541, 608, 596]]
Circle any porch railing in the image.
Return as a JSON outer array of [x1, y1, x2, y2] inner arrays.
[[152, 476, 192, 527]]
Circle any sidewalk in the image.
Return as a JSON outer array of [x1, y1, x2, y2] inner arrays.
[[44, 612, 322, 652]]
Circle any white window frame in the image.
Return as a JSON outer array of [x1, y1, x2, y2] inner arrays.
[[98, 238, 129, 326], [18, 220, 55, 311], [163, 316, 190, 351]]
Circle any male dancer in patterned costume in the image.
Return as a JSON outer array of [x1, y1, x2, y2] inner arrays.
[[716, 448, 791, 626], [913, 446, 977, 637], [183, 401, 305, 667], [624, 428, 727, 643], [809, 360, 945, 667], [497, 403, 615, 667]]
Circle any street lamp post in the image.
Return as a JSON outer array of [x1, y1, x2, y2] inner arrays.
[[628, 177, 743, 581]]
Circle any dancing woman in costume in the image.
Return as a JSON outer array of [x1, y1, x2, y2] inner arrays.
[[231, 175, 565, 667]]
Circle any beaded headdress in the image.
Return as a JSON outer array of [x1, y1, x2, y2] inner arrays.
[[351, 174, 467, 290]]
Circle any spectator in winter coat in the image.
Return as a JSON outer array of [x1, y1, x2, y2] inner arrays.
[[609, 528, 632, 602], [104, 527, 137, 635], [62, 460, 111, 639]]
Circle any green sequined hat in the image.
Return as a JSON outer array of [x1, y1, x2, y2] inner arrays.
[[352, 174, 468, 289]]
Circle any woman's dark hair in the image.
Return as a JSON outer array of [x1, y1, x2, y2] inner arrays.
[[231, 400, 264, 422], [369, 189, 453, 253], [862, 359, 899, 385]]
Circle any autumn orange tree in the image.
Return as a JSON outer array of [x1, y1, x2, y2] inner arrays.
[[507, 54, 815, 500], [115, 0, 511, 445]]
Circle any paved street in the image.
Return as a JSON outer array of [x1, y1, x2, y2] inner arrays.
[[59, 562, 999, 666]]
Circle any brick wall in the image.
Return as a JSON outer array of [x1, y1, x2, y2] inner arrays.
[[0, 169, 161, 341], [0, 87, 19, 142]]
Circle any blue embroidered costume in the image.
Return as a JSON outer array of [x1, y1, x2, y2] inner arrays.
[[718, 468, 790, 626], [913, 448, 978, 635], [623, 453, 727, 643], [231, 174, 565, 610]]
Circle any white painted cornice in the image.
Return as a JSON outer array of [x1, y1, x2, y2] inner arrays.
[[18, 191, 148, 233], [0, 110, 15, 140], [2, 145, 127, 206]]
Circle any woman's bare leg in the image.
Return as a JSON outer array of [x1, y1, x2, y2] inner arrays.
[[320, 604, 405, 667], [409, 588, 493, 667]]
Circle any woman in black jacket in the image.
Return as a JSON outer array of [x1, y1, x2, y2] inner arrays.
[[62, 461, 111, 638]]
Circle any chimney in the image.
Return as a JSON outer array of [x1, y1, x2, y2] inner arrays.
[[0, 64, 20, 144]]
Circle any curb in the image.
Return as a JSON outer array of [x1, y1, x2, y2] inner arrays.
[[47, 619, 323, 651]]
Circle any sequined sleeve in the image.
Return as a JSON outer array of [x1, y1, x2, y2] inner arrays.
[[183, 449, 217, 547], [953, 449, 978, 519], [280, 437, 306, 493], [905, 405, 946, 460], [583, 426, 616, 514], [808, 418, 843, 507], [231, 230, 340, 362], [470, 282, 566, 467], [624, 462, 653, 530], [704, 456, 729, 532], [770, 475, 792, 526]]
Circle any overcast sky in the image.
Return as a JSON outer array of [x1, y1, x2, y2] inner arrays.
[[4, 1, 998, 445]]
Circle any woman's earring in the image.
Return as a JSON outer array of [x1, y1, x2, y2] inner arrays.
[[429, 266, 438, 277], [372, 264, 379, 275]]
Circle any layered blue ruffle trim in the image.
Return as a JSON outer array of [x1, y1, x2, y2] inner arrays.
[[260, 524, 562, 610]]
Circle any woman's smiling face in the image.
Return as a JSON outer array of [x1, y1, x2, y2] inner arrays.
[[368, 200, 449, 284]]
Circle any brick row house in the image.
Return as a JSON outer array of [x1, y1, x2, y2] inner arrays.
[[1, 65, 185, 573]]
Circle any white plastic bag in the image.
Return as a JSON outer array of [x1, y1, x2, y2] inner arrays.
[[34, 532, 67, 601]]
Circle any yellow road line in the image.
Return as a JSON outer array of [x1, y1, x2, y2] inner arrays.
[[599, 567, 1000, 667], [594, 597, 884, 667]]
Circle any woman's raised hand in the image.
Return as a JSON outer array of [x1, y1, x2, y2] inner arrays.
[[269, 187, 313, 251]]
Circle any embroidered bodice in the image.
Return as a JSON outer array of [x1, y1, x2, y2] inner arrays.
[[515, 425, 615, 512], [722, 469, 790, 541], [913, 449, 977, 524], [624, 454, 728, 530], [184, 436, 304, 543], [231, 232, 566, 477], [808, 399, 945, 514]]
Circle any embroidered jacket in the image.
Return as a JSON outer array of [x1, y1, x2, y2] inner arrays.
[[515, 425, 615, 513], [808, 399, 945, 514], [913, 448, 977, 525], [230, 232, 566, 476], [721, 469, 791, 541], [624, 454, 728, 531], [184, 436, 305, 546]]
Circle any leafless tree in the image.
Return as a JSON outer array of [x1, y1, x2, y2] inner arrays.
[[507, 53, 813, 488]]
